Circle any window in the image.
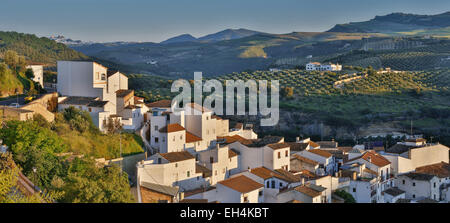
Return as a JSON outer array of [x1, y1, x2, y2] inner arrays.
[[285, 150, 288, 157], [187, 171, 190, 177], [402, 180, 405, 185], [434, 182, 436, 188], [259, 191, 263, 196], [210, 157, 214, 163], [157, 158, 161, 164], [271, 181, 275, 189], [180, 135, 183, 140], [162, 137, 165, 142], [215, 170, 217, 176], [155, 137, 159, 143], [197, 176, 200, 180], [175, 163, 178, 168], [266, 181, 270, 188], [413, 182, 416, 187], [412, 194, 415, 198], [222, 168, 225, 174], [173, 136, 175, 142], [279, 182, 283, 188], [278, 152, 281, 159], [353, 188, 356, 193], [207, 130, 209, 135], [101, 73, 106, 80], [243, 196, 248, 202], [154, 125, 158, 131], [88, 108, 92, 112]]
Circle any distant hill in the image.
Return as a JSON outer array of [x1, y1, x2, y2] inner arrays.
[[0, 31, 89, 64], [159, 28, 262, 44], [160, 34, 197, 44], [327, 12, 450, 34], [197, 28, 262, 42]]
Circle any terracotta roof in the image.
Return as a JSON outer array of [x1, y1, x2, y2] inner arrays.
[[228, 149, 238, 158], [116, 89, 134, 98], [218, 175, 263, 193], [347, 151, 391, 167], [291, 154, 319, 166], [159, 151, 194, 163], [308, 149, 332, 158], [309, 141, 320, 148], [147, 100, 172, 108], [267, 143, 290, 150], [125, 105, 139, 109], [386, 144, 415, 154], [415, 162, 450, 178], [218, 135, 253, 145], [159, 123, 185, 133], [250, 167, 296, 182], [274, 168, 303, 183], [317, 141, 338, 148], [300, 170, 317, 179], [186, 131, 202, 143], [286, 200, 303, 203], [294, 185, 322, 198]]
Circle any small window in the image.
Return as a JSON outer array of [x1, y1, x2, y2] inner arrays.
[[222, 168, 225, 174], [180, 135, 183, 140], [157, 158, 161, 164], [155, 137, 159, 143], [413, 182, 416, 187], [279, 182, 283, 188], [187, 171, 190, 177], [101, 73, 106, 80], [162, 137, 165, 142], [266, 181, 270, 188], [173, 136, 175, 142], [175, 163, 178, 168], [434, 182, 436, 188], [197, 176, 200, 180], [88, 108, 92, 112], [413, 194, 415, 198], [258, 191, 263, 196], [278, 152, 281, 159], [285, 150, 288, 157], [402, 180, 405, 184], [215, 170, 217, 176], [353, 188, 356, 193], [154, 125, 158, 131], [243, 196, 248, 202]]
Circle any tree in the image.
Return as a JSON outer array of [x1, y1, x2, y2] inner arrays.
[[4, 50, 18, 70], [334, 190, 356, 203], [282, 86, 294, 98]]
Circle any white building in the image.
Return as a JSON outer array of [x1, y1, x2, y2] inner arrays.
[[26, 64, 44, 88], [396, 173, 440, 201], [306, 62, 342, 71], [295, 149, 335, 175], [57, 61, 145, 132]]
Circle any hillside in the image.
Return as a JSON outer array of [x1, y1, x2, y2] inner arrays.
[[0, 31, 89, 64], [327, 12, 450, 35], [161, 34, 197, 44]]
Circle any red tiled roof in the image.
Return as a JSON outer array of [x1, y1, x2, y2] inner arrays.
[[218, 175, 263, 193], [159, 151, 194, 163], [159, 123, 185, 133], [415, 162, 450, 178], [218, 135, 253, 145], [267, 143, 290, 150], [186, 131, 202, 143], [147, 100, 172, 108], [308, 149, 332, 158], [294, 185, 321, 197], [291, 154, 319, 166]]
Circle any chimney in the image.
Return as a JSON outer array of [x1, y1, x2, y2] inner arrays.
[[352, 172, 357, 181], [296, 137, 300, 142]]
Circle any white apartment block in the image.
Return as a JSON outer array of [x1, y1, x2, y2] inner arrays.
[[396, 173, 440, 201], [306, 62, 342, 71], [57, 61, 146, 132]]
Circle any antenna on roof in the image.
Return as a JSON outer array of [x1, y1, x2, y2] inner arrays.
[[410, 120, 413, 137]]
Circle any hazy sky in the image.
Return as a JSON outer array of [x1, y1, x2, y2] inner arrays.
[[0, 0, 448, 42]]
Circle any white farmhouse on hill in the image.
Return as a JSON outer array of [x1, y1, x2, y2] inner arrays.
[[306, 62, 342, 71]]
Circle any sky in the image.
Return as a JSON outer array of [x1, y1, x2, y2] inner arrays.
[[0, 0, 449, 43]]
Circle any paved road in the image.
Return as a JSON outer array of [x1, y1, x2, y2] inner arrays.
[[0, 96, 26, 106]]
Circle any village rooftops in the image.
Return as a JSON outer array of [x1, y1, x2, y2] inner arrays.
[[125, 105, 140, 109], [347, 151, 391, 167], [218, 175, 263, 194], [115, 89, 134, 98], [159, 151, 194, 163], [246, 135, 284, 148], [401, 172, 436, 181], [147, 99, 172, 108], [159, 123, 185, 133], [383, 187, 405, 197], [415, 162, 450, 178], [217, 135, 253, 145], [291, 154, 319, 166], [317, 141, 338, 148], [386, 144, 416, 154], [250, 167, 301, 183], [293, 185, 323, 198], [186, 131, 202, 143], [308, 149, 333, 158]]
